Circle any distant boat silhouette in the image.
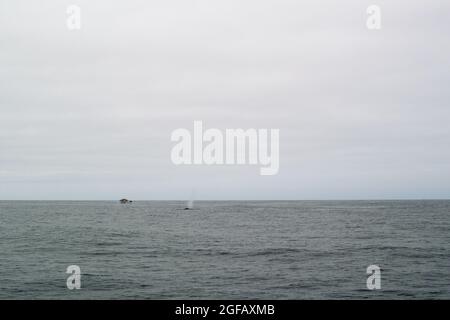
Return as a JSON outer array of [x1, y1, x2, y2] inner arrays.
[[120, 198, 132, 204]]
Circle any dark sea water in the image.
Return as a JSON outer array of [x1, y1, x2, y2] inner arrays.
[[0, 200, 449, 299]]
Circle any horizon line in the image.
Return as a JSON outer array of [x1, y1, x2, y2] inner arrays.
[[1, 198, 449, 201]]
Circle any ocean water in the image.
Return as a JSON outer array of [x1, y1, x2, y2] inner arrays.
[[0, 200, 449, 299]]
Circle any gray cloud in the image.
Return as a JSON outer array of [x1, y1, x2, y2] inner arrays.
[[1, 0, 450, 199]]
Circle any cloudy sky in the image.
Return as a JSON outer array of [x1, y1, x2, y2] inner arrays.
[[1, 0, 450, 200]]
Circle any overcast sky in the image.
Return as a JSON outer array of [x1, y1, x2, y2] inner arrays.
[[1, 0, 450, 200]]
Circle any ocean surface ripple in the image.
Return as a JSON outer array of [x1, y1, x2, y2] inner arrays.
[[0, 200, 449, 299]]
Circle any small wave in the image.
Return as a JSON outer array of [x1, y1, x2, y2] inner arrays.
[[247, 247, 302, 257]]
